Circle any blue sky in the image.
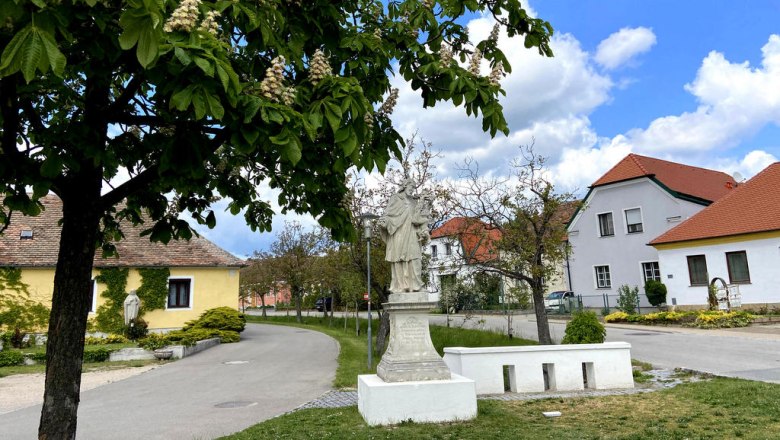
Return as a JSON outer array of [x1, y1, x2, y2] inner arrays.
[[196, 0, 780, 258]]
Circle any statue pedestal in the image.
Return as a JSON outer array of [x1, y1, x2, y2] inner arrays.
[[376, 298, 450, 382], [358, 292, 476, 425]]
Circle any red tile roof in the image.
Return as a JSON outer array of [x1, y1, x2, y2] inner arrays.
[[431, 217, 501, 263], [650, 162, 780, 245], [0, 195, 245, 268], [592, 154, 736, 203]]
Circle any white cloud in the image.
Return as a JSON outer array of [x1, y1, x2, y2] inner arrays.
[[614, 35, 780, 154], [595, 27, 657, 70], [390, 17, 612, 177]]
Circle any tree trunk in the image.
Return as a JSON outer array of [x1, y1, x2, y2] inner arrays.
[[294, 287, 302, 323], [260, 290, 267, 318], [375, 308, 390, 355], [532, 285, 552, 345], [38, 196, 101, 439]]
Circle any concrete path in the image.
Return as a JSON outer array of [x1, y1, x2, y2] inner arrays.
[[0, 323, 338, 440], [427, 313, 780, 383]]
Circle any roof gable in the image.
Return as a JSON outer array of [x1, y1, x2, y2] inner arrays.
[[0, 195, 245, 268], [592, 154, 735, 203], [431, 217, 500, 264], [650, 162, 780, 245]]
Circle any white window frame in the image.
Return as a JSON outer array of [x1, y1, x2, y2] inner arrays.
[[623, 207, 644, 234], [640, 261, 661, 283], [594, 265, 612, 289], [89, 278, 98, 314], [445, 242, 452, 256], [166, 276, 194, 311], [596, 211, 615, 237]]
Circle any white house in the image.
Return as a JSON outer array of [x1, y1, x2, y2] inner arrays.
[[566, 154, 735, 309], [427, 217, 501, 302], [650, 162, 780, 308]]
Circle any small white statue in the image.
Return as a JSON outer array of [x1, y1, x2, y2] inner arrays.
[[378, 179, 431, 293], [123, 290, 140, 326]]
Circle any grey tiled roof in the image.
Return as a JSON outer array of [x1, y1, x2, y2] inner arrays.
[[0, 195, 245, 268]]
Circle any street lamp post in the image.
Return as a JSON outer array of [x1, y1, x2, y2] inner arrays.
[[359, 213, 379, 369]]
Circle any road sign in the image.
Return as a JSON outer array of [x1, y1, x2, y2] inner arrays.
[[363, 292, 369, 301]]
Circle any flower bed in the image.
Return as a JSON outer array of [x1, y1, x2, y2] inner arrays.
[[604, 310, 754, 329]]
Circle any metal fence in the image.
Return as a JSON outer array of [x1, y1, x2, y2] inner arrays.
[[545, 294, 656, 315]]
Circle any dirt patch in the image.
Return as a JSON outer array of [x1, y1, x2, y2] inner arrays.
[[0, 364, 159, 415]]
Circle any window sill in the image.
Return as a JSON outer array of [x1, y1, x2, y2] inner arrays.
[[165, 307, 193, 311], [599, 235, 615, 238], [689, 284, 708, 287], [596, 287, 612, 290], [729, 281, 751, 285]]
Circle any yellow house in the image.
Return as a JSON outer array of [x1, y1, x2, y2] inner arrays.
[[0, 195, 245, 330]]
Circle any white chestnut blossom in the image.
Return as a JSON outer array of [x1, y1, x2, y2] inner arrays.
[[468, 48, 482, 75], [377, 88, 399, 116], [489, 24, 500, 44], [260, 56, 286, 102], [309, 49, 332, 86], [198, 10, 221, 36], [439, 44, 453, 65], [163, 0, 201, 33], [489, 62, 504, 86], [282, 86, 296, 106]]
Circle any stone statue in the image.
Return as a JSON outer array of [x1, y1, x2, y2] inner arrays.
[[123, 290, 140, 326], [378, 179, 432, 293]]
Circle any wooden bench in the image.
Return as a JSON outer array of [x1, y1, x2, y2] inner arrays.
[[443, 342, 634, 394]]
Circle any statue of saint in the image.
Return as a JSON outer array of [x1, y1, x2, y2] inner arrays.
[[378, 179, 432, 293], [123, 290, 140, 326]]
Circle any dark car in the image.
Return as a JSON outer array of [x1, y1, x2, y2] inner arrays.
[[315, 297, 333, 312]]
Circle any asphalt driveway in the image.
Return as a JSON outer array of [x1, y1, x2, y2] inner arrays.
[[0, 323, 338, 440]]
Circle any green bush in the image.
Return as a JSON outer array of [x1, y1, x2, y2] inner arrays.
[[616, 285, 640, 314], [644, 280, 668, 307], [83, 347, 112, 363], [183, 307, 245, 333], [562, 311, 606, 344], [138, 333, 170, 351], [0, 350, 25, 367], [124, 318, 149, 341], [85, 334, 129, 345]]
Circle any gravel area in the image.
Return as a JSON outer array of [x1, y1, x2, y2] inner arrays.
[[0, 364, 160, 415]]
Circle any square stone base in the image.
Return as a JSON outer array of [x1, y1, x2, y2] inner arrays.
[[358, 374, 477, 426]]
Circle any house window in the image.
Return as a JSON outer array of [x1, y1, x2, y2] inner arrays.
[[445, 243, 452, 256], [726, 251, 751, 284], [625, 208, 643, 233], [642, 262, 661, 282], [686, 255, 708, 286], [595, 265, 611, 289], [168, 279, 191, 308], [90, 279, 97, 313], [598, 213, 614, 237], [431, 245, 438, 260]]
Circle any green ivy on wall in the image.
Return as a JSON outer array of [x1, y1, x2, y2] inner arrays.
[[136, 268, 170, 313], [94, 268, 129, 334], [93, 267, 171, 333]]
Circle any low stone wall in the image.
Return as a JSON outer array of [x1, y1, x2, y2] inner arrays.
[[168, 337, 220, 359], [443, 342, 634, 395], [109, 348, 156, 362]]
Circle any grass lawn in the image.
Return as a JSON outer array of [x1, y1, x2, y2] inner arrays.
[[245, 315, 535, 389], [221, 378, 780, 439]]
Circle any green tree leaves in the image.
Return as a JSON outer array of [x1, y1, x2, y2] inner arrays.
[[0, 23, 65, 83]]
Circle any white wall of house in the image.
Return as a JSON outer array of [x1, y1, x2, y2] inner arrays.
[[567, 178, 706, 309], [656, 235, 780, 306], [427, 236, 474, 302]]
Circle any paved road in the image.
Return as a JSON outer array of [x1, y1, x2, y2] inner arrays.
[[0, 323, 338, 440], [428, 313, 780, 383]]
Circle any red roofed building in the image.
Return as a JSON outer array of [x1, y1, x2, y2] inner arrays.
[[566, 154, 736, 309], [650, 162, 780, 308], [0, 195, 245, 330]]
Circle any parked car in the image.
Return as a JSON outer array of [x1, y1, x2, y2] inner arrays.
[[315, 297, 333, 312], [544, 291, 575, 312]]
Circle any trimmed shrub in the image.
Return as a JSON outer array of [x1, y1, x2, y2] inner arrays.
[[124, 318, 149, 341], [644, 280, 668, 307], [138, 333, 170, 351], [0, 350, 25, 367], [691, 310, 754, 329], [562, 311, 606, 344], [85, 334, 129, 345], [183, 307, 245, 333]]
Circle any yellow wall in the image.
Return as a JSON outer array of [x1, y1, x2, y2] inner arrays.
[[11, 266, 240, 330]]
